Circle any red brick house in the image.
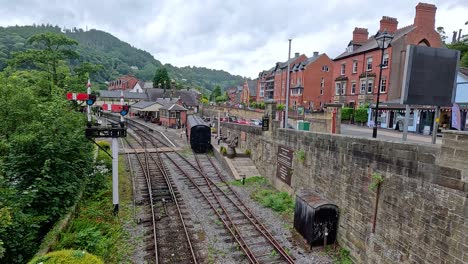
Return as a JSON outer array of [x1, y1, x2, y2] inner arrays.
[[108, 75, 143, 92], [332, 2, 442, 108], [288, 52, 334, 111], [256, 52, 333, 111], [241, 79, 257, 106], [273, 53, 308, 104]]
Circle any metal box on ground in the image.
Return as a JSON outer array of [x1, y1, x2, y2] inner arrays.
[[294, 190, 339, 247]]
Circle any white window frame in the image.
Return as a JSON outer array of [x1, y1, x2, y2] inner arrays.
[[341, 82, 346, 95], [367, 80, 373, 94], [380, 78, 387, 93], [340, 64, 346, 75], [335, 83, 341, 95], [366, 57, 373, 71], [360, 80, 366, 94], [320, 77, 324, 88], [382, 54, 389, 68], [352, 61, 358, 73], [351, 82, 356, 94], [320, 88, 324, 95]]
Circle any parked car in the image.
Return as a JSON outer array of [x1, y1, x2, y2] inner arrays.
[[237, 119, 249, 125], [250, 119, 262, 126]]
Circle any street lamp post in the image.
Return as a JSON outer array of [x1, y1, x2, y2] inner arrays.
[[372, 31, 393, 138]]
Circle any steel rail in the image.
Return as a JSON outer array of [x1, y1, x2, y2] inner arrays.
[[123, 136, 159, 262], [163, 153, 258, 264], [124, 119, 294, 263], [174, 152, 295, 263], [204, 155, 295, 263], [134, 129, 198, 264]]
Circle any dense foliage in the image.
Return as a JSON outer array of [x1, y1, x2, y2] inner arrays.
[[51, 143, 132, 263], [341, 107, 354, 121], [0, 32, 93, 263], [28, 250, 104, 264], [354, 108, 369, 124], [153, 67, 171, 89], [0, 25, 244, 91]]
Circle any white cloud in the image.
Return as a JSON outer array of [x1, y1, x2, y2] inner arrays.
[[0, 0, 466, 78]]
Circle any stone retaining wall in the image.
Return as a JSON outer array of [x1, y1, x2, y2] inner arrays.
[[221, 122, 468, 264]]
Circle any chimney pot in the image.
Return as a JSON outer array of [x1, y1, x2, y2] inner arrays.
[[313, 51, 319, 57], [414, 2, 437, 29], [379, 16, 398, 34], [352, 27, 369, 44], [295, 52, 299, 58]]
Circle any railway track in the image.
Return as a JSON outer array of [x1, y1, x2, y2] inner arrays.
[[110, 114, 294, 263], [163, 152, 295, 264], [123, 130, 197, 264]]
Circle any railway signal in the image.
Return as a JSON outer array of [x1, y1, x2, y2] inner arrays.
[[86, 93, 97, 106], [120, 104, 130, 116]]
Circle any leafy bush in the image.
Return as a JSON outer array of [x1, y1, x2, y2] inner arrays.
[[252, 190, 295, 216], [245, 149, 251, 156], [28, 249, 103, 264], [258, 102, 265, 109], [341, 108, 354, 121], [220, 146, 227, 155], [354, 108, 368, 123], [277, 104, 285, 111], [250, 102, 257, 108], [295, 150, 305, 163], [369, 173, 384, 192]]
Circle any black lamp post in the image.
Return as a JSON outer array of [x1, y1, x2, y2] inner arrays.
[[372, 31, 394, 138]]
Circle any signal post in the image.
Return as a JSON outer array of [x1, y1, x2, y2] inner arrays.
[[67, 81, 130, 215]]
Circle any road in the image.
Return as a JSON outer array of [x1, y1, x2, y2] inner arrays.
[[340, 124, 440, 145]]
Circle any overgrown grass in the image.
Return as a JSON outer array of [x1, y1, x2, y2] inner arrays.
[[252, 190, 295, 216], [229, 176, 295, 217], [52, 141, 133, 263], [325, 246, 353, 264], [229, 176, 266, 186]]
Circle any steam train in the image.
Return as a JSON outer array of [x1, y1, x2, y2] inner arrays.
[[186, 115, 211, 153]]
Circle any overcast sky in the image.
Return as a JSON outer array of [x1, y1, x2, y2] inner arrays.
[[0, 0, 467, 78]]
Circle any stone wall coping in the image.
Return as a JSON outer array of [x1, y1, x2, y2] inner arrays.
[[277, 127, 441, 149], [442, 130, 468, 136]]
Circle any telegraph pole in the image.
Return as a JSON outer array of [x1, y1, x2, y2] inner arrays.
[[87, 79, 92, 127], [284, 39, 292, 128]]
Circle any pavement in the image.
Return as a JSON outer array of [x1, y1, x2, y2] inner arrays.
[[340, 124, 440, 145]]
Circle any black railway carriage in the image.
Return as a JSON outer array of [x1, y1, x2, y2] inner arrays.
[[187, 115, 211, 153]]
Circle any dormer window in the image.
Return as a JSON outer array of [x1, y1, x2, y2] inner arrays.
[[347, 46, 353, 52]]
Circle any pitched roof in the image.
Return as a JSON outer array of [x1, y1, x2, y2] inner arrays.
[[334, 26, 416, 60], [156, 97, 180, 106], [247, 80, 257, 96], [98, 90, 148, 100], [160, 103, 187, 111], [145, 88, 199, 106], [131, 101, 159, 109]]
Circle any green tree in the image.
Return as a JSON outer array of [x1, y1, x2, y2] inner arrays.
[[10, 32, 79, 92], [210, 85, 222, 101], [153, 67, 170, 90], [436, 26, 447, 43]]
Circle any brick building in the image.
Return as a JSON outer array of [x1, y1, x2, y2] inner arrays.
[[240, 79, 257, 106], [256, 52, 333, 111], [108, 75, 144, 92], [332, 2, 442, 109], [288, 52, 334, 111]]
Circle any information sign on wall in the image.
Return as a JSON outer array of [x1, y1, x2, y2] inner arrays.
[[262, 117, 269, 131], [276, 145, 293, 185]]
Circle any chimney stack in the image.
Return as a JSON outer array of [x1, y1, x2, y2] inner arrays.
[[380, 16, 398, 34], [352, 28, 369, 44], [313, 51, 319, 57], [295, 52, 300, 58], [414, 2, 437, 29]]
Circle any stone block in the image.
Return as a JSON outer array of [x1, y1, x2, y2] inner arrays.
[[439, 166, 462, 180], [432, 176, 465, 191]]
